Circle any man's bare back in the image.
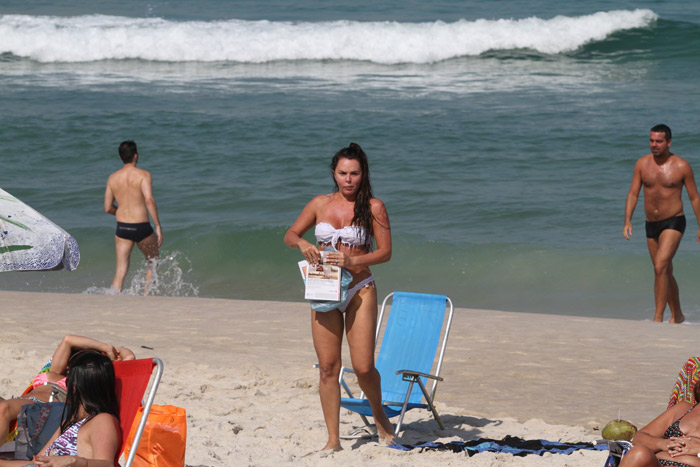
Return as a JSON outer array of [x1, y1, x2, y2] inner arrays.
[[104, 141, 162, 294], [106, 166, 153, 223]]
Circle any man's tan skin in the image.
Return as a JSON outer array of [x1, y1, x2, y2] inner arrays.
[[104, 141, 162, 295], [624, 125, 700, 323]]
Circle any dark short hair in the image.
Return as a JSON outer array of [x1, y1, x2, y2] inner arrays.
[[650, 124, 672, 141], [118, 140, 138, 163]]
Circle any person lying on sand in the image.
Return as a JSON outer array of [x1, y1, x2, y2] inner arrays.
[[620, 381, 700, 466], [0, 334, 134, 444]]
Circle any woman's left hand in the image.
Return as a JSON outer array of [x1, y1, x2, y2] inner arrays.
[[668, 436, 700, 457], [324, 251, 352, 268]]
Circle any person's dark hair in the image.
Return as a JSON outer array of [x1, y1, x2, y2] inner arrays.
[[694, 379, 700, 406], [61, 350, 119, 433], [330, 143, 374, 250], [118, 140, 138, 163], [651, 124, 672, 141]]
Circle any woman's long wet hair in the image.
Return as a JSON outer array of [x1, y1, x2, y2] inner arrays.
[[331, 143, 374, 250], [61, 350, 120, 433]]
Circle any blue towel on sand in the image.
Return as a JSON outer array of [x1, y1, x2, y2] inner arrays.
[[389, 435, 607, 456]]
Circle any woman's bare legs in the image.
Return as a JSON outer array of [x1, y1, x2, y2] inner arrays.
[[311, 309, 345, 451], [618, 446, 662, 467], [345, 285, 395, 445]]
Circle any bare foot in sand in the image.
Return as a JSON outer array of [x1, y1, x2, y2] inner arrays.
[[300, 445, 342, 458], [375, 419, 395, 446], [321, 441, 343, 452], [669, 312, 686, 324]]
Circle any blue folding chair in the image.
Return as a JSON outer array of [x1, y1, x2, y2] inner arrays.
[[339, 291, 454, 437]]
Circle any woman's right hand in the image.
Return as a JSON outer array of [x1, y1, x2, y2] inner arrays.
[[299, 239, 320, 264]]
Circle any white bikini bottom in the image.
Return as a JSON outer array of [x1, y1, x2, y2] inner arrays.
[[338, 275, 375, 313]]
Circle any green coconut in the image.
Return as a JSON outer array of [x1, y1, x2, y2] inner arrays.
[[602, 419, 638, 441]]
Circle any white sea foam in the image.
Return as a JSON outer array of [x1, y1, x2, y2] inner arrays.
[[82, 251, 198, 297], [0, 9, 657, 64]]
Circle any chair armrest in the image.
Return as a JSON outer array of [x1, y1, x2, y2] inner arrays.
[[594, 440, 633, 451], [396, 369, 443, 381]]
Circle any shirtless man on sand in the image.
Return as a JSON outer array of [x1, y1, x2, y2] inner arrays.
[[624, 124, 700, 323], [104, 140, 162, 294]]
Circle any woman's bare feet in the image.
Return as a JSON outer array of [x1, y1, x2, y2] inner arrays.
[[375, 418, 395, 446], [321, 441, 343, 452]]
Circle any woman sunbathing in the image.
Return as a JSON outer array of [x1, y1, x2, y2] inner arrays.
[[0, 350, 121, 466], [620, 382, 700, 467], [0, 335, 133, 444]]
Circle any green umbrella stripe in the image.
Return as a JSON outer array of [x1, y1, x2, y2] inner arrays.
[[0, 244, 33, 254], [1, 216, 31, 231]]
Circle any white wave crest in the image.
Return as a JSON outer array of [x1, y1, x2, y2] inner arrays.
[[0, 9, 657, 64]]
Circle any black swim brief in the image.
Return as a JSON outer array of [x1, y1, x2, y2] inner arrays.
[[115, 221, 154, 243], [645, 215, 686, 239]]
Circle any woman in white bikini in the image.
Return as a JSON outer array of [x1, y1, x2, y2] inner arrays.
[[284, 142, 394, 450]]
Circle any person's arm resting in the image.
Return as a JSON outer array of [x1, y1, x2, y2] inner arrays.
[[50, 335, 118, 374]]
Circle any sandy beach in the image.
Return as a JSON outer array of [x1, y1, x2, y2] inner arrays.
[[1, 290, 698, 466]]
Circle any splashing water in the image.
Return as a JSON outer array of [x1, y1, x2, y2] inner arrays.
[[82, 250, 199, 297], [123, 251, 199, 297]]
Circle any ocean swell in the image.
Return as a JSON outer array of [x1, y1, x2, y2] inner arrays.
[[0, 9, 657, 63]]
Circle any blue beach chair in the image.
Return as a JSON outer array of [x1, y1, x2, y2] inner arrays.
[[339, 291, 454, 437]]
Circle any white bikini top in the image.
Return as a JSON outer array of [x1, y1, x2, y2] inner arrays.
[[315, 222, 367, 248]]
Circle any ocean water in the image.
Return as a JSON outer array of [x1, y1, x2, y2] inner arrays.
[[2, 0, 700, 321]]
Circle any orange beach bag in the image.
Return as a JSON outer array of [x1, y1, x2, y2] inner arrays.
[[123, 404, 187, 467]]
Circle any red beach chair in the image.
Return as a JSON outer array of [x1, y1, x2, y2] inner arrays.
[[114, 357, 164, 467], [1, 357, 163, 465]]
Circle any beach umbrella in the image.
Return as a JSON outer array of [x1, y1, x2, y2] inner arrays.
[[0, 188, 80, 272]]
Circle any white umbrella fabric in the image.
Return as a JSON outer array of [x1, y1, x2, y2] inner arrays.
[[0, 188, 80, 272]]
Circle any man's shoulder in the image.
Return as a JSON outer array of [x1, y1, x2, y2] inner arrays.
[[106, 168, 123, 183], [124, 166, 152, 181], [634, 153, 652, 169], [670, 153, 689, 165], [136, 167, 153, 179]]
